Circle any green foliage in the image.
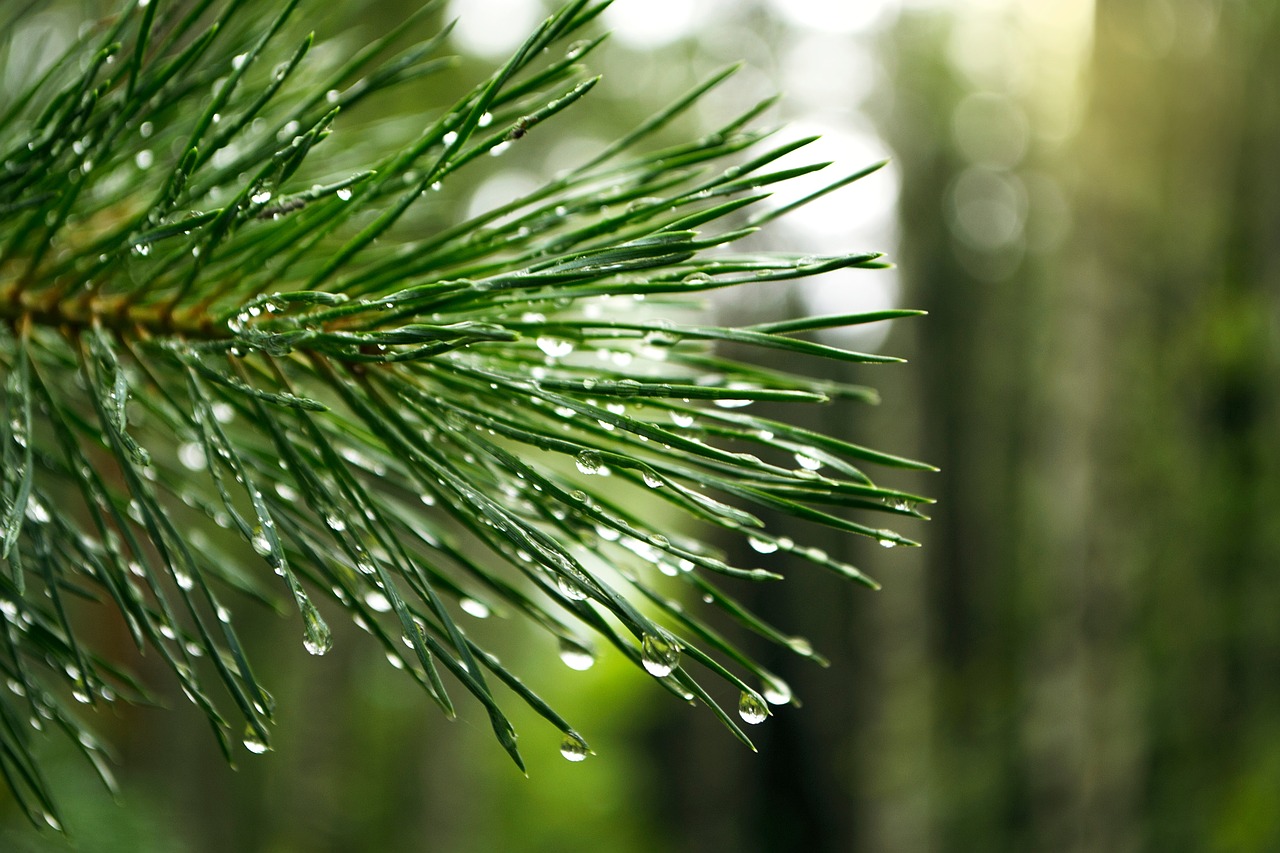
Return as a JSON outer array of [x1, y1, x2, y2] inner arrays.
[[0, 0, 927, 828]]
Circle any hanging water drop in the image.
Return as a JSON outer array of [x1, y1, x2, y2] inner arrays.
[[762, 678, 793, 706], [325, 514, 347, 532], [738, 691, 769, 725], [177, 442, 206, 470], [459, 598, 490, 619], [748, 535, 778, 554], [559, 733, 589, 762], [877, 530, 898, 548], [575, 450, 603, 475], [555, 575, 588, 601], [788, 636, 814, 656], [558, 638, 595, 671], [364, 591, 392, 612], [794, 451, 823, 471], [640, 634, 680, 677], [537, 336, 574, 358], [302, 602, 332, 655], [243, 725, 269, 754], [250, 527, 272, 557], [25, 500, 50, 524]]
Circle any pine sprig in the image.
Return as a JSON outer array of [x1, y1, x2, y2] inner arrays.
[[0, 0, 930, 826]]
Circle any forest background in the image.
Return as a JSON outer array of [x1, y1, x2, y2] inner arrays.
[[2, 0, 1276, 851]]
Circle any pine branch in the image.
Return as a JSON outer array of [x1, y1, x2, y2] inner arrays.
[[0, 0, 930, 827]]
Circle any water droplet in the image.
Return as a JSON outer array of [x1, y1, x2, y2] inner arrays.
[[243, 725, 269, 754], [478, 111, 494, 127], [738, 691, 769, 725], [43, 813, 61, 831], [459, 598, 490, 618], [555, 574, 588, 601], [175, 571, 194, 591], [24, 500, 50, 524], [177, 442, 205, 470], [669, 411, 695, 428], [575, 450, 603, 475], [762, 678, 793, 706], [232, 53, 248, 70], [336, 187, 352, 201], [364, 591, 392, 612], [489, 140, 512, 157], [325, 514, 347, 532], [788, 636, 813, 656], [249, 527, 272, 556], [560, 733, 589, 762], [682, 271, 713, 284], [558, 639, 595, 671], [566, 39, 591, 60], [642, 470, 663, 488], [443, 130, 459, 146], [131, 242, 151, 257], [135, 149, 153, 169], [325, 88, 340, 103], [537, 336, 574, 358], [794, 451, 823, 471], [877, 530, 898, 548], [748, 536, 778, 554], [640, 634, 680, 677], [302, 602, 332, 655]]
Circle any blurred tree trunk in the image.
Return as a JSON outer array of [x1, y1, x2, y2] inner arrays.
[[876, 2, 1280, 851], [1081, 1, 1280, 850]]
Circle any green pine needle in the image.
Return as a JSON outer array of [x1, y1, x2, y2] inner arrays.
[[0, 0, 929, 827]]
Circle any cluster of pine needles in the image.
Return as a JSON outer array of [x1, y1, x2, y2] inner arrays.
[[0, 0, 930, 828]]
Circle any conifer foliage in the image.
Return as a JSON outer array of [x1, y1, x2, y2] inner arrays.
[[0, 0, 928, 826]]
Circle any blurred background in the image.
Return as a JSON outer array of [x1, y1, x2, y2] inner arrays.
[[4, 0, 1280, 850]]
